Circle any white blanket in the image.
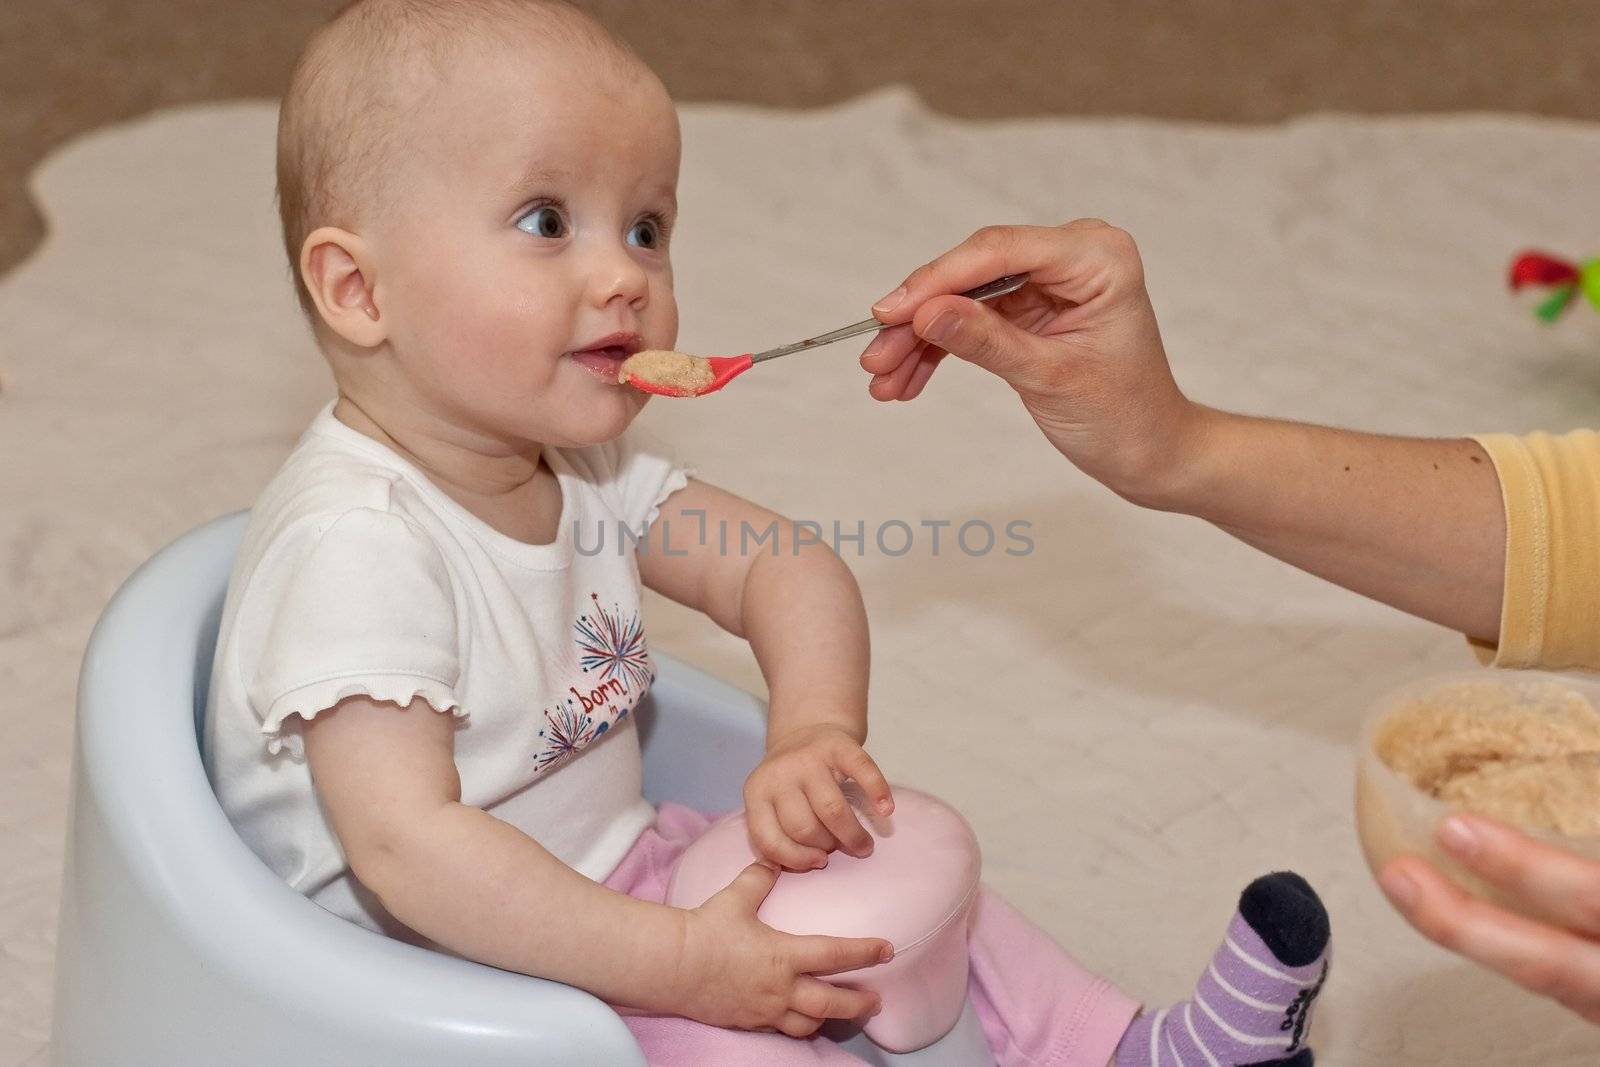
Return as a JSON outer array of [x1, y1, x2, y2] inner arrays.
[[4, 88, 1599, 1063]]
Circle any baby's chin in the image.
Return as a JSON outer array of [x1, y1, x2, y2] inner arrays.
[[514, 383, 647, 450]]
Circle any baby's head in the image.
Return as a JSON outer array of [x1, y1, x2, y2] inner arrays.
[[278, 0, 679, 449]]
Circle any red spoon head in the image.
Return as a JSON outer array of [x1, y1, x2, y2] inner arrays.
[[623, 376, 694, 398], [623, 354, 753, 397]]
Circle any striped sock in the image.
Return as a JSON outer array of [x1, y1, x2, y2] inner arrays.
[[1113, 872, 1329, 1067]]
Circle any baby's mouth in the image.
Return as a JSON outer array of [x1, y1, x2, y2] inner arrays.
[[568, 345, 631, 383]]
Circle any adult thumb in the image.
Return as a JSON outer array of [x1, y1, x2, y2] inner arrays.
[[916, 296, 1049, 387]]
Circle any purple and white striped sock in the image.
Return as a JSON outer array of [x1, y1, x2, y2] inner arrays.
[[1113, 872, 1329, 1067]]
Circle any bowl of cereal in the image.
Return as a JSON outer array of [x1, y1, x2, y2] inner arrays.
[[1356, 670, 1600, 915]]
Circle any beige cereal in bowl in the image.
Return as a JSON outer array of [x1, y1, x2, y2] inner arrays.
[[1356, 673, 1600, 914]]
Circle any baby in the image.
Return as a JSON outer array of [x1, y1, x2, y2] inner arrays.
[[204, 2, 1332, 1063]]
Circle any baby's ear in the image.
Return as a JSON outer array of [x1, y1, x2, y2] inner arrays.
[[300, 226, 386, 348]]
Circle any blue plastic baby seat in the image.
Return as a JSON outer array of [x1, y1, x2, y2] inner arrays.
[[52, 512, 991, 1066]]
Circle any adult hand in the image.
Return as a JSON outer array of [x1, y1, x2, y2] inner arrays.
[[861, 220, 1202, 506], [862, 222, 1507, 639], [1380, 812, 1600, 1023]]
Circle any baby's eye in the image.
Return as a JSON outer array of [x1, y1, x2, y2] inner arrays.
[[515, 204, 568, 239], [627, 218, 662, 250]]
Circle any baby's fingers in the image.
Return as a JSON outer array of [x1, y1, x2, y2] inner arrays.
[[790, 933, 893, 977], [775, 1011, 824, 1039], [747, 798, 829, 871], [776, 790, 837, 859], [805, 777, 874, 859], [712, 861, 781, 914], [791, 976, 880, 1022], [834, 744, 894, 817]]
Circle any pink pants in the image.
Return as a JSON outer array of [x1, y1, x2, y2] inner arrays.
[[603, 804, 1141, 1067]]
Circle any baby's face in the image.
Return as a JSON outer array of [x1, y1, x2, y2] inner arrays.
[[365, 41, 681, 449]]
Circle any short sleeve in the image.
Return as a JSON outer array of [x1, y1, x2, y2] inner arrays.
[[561, 430, 692, 534], [247, 508, 464, 757], [1469, 430, 1600, 670]]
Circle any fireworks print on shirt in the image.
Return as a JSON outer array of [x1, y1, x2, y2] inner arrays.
[[536, 697, 598, 773], [573, 592, 652, 692], [532, 593, 652, 774]]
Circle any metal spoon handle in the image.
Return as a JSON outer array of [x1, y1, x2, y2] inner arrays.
[[747, 273, 1030, 365]]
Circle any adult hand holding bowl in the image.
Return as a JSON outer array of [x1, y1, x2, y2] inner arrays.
[[1358, 670, 1600, 1023]]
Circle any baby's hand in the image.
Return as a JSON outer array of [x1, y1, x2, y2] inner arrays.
[[743, 724, 894, 870], [677, 862, 891, 1035]]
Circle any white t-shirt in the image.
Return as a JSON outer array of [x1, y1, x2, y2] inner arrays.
[[203, 404, 689, 936]]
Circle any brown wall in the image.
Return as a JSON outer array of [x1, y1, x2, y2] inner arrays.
[[4, 1, 1597, 276]]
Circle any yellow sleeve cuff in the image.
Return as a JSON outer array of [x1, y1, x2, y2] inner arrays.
[[1471, 430, 1600, 670]]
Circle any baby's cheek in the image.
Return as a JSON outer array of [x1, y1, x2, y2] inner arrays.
[[431, 286, 555, 372], [648, 278, 680, 349]]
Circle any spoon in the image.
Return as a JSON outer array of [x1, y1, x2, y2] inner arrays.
[[622, 273, 1030, 397]]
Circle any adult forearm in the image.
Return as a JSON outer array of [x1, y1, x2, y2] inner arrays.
[[1151, 407, 1506, 642], [358, 801, 688, 1012]]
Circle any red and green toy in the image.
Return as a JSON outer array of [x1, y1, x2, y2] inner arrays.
[[1509, 251, 1600, 322]]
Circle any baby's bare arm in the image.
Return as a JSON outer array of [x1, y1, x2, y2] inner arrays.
[[300, 694, 889, 1033], [638, 479, 871, 745], [639, 480, 894, 870], [302, 695, 688, 1010]]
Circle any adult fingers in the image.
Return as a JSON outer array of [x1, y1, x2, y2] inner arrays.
[[871, 342, 949, 402], [1437, 813, 1600, 936], [870, 220, 1134, 327], [910, 295, 1061, 386], [1380, 856, 1600, 1023], [900, 349, 947, 401], [859, 322, 919, 375], [869, 338, 933, 401]]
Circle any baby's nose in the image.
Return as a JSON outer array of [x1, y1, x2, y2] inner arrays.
[[589, 251, 649, 309]]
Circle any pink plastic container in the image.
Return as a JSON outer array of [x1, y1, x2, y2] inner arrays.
[[665, 785, 982, 1053]]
